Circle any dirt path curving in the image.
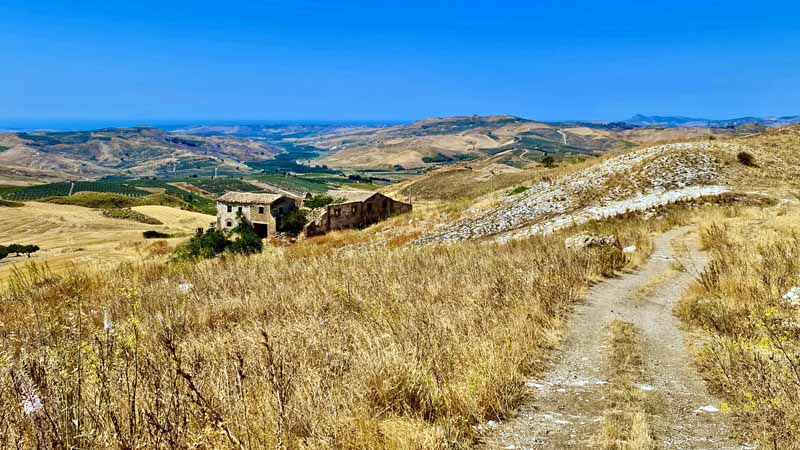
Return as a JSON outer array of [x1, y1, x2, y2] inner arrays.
[[479, 227, 747, 450]]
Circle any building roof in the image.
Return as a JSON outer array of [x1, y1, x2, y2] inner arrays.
[[328, 190, 379, 204], [217, 192, 287, 205]]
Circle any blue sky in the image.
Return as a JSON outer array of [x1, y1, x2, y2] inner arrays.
[[1, 0, 799, 122]]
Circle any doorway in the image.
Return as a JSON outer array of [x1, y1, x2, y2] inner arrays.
[[253, 222, 269, 238]]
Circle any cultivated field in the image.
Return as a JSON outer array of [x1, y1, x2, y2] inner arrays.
[[0, 202, 213, 280]]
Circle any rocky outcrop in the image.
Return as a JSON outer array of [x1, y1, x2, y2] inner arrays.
[[416, 142, 745, 245], [564, 234, 621, 251]]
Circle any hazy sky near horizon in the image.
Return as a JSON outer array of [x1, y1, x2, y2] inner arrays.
[[2, 0, 799, 122]]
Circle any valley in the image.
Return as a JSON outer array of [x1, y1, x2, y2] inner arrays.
[[2, 118, 800, 450]]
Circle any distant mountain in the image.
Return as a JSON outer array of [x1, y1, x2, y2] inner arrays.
[[626, 114, 800, 128]]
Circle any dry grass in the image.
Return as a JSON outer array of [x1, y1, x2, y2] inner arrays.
[[0, 202, 212, 280], [393, 156, 594, 202], [0, 213, 649, 449], [0, 195, 745, 450], [595, 321, 660, 450], [677, 203, 800, 449]]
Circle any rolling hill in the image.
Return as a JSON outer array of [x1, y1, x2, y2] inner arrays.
[[308, 115, 760, 170], [626, 113, 800, 128], [0, 127, 282, 185]]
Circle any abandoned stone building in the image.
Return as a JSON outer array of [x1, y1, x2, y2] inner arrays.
[[304, 190, 412, 237], [216, 192, 298, 238]]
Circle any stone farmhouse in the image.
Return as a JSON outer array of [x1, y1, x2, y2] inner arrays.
[[216, 192, 298, 238], [304, 190, 412, 237]]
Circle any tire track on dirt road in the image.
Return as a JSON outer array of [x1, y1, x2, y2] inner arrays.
[[479, 227, 749, 450]]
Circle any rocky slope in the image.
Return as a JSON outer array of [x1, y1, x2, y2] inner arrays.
[[416, 141, 746, 244]]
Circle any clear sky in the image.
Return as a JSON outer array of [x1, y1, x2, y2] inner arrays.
[[2, 0, 799, 122]]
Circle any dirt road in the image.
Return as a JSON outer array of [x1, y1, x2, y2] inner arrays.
[[480, 227, 747, 449]]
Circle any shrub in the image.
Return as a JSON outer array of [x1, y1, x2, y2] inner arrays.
[[3, 243, 40, 257], [0, 246, 7, 261], [277, 209, 308, 235], [102, 208, 163, 225], [175, 228, 229, 260], [303, 194, 334, 209], [541, 155, 556, 168], [21, 245, 40, 257], [736, 151, 757, 167], [227, 216, 264, 255], [143, 230, 171, 239], [509, 186, 528, 195], [0, 199, 23, 207], [175, 215, 263, 260]]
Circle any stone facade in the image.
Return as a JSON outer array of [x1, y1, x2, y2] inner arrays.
[[305, 191, 412, 237], [216, 192, 298, 238]]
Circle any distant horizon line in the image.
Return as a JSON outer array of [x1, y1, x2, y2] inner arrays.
[[1, 112, 798, 132]]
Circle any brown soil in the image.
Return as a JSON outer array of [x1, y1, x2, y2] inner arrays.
[[479, 227, 748, 449]]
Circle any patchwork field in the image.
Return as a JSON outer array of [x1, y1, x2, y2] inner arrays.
[[0, 202, 213, 280]]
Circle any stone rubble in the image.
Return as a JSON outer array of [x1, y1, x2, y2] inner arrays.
[[416, 142, 743, 245]]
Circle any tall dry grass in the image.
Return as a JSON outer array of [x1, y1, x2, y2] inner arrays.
[[0, 228, 633, 450], [677, 206, 800, 449], [0, 194, 748, 450]]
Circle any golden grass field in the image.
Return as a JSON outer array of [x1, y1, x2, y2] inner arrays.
[[1, 126, 799, 449], [0, 202, 213, 280]]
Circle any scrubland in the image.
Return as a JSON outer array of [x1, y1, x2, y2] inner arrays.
[[0, 200, 686, 449], [2, 126, 799, 449], [678, 204, 800, 449]]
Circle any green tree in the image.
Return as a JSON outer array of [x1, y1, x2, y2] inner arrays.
[[0, 246, 7, 261], [228, 215, 263, 255], [303, 194, 334, 209], [175, 214, 264, 260], [541, 155, 556, 168], [175, 229, 229, 260], [277, 209, 308, 235], [20, 245, 40, 257]]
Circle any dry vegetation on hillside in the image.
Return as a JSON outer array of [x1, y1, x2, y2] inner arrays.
[[0, 201, 698, 449], [0, 203, 212, 280], [678, 204, 800, 449], [2, 124, 800, 449]]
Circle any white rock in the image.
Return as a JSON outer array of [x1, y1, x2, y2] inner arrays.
[[783, 287, 800, 306], [693, 405, 720, 413], [486, 420, 499, 429], [23, 392, 42, 415], [103, 309, 113, 333], [636, 384, 655, 391], [525, 381, 547, 390], [177, 283, 194, 294], [623, 245, 637, 254]]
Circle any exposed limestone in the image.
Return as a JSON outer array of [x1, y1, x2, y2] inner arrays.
[[416, 142, 744, 245], [564, 234, 621, 251]]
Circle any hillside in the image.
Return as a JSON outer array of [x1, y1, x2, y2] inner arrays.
[[2, 124, 800, 449], [413, 125, 800, 244], [309, 115, 761, 170], [0, 202, 213, 279], [0, 127, 282, 185], [627, 113, 800, 128]]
